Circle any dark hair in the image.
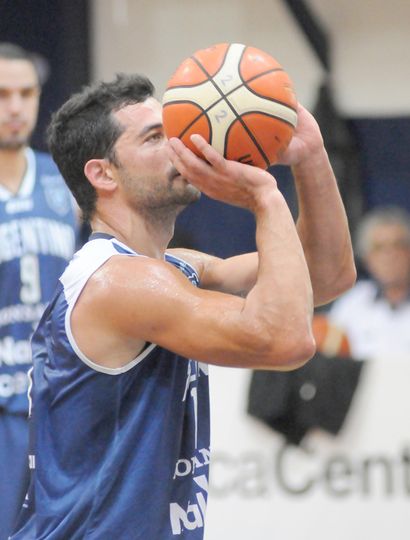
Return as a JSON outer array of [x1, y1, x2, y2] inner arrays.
[[47, 73, 155, 222], [0, 42, 47, 84]]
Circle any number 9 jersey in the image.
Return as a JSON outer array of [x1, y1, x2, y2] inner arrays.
[[0, 148, 77, 414]]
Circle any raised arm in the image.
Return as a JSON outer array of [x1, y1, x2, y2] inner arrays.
[[280, 104, 357, 305], [71, 136, 315, 371], [174, 104, 356, 306]]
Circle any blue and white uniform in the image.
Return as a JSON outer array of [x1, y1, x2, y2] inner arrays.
[[0, 148, 77, 540], [11, 234, 210, 540]]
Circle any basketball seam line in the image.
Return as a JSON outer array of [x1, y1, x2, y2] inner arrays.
[[166, 50, 295, 166], [190, 51, 270, 168], [168, 70, 296, 111], [166, 93, 296, 136], [174, 100, 211, 142], [165, 91, 296, 140]]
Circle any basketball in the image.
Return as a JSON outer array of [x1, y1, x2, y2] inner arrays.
[[162, 43, 297, 169]]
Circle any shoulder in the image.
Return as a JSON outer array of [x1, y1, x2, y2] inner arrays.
[[32, 149, 59, 173], [72, 253, 200, 344], [98, 254, 190, 291], [65, 241, 206, 327], [76, 247, 190, 299], [32, 149, 66, 188], [30, 149, 77, 218]]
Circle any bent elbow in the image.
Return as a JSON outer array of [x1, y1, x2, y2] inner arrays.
[[250, 325, 316, 371], [315, 263, 357, 306], [287, 333, 316, 368], [332, 264, 357, 301], [277, 332, 316, 370], [342, 264, 357, 293]]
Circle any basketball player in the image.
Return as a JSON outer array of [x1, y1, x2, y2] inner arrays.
[[0, 43, 77, 539], [11, 73, 355, 539]]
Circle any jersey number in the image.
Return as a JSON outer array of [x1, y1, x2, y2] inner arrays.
[[20, 254, 41, 304]]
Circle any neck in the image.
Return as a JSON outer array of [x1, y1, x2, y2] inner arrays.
[[0, 147, 28, 193], [91, 205, 181, 259], [382, 282, 410, 307]]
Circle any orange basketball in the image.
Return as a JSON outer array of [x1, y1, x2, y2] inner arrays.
[[162, 43, 297, 169]]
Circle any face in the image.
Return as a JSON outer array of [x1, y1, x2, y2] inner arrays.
[[109, 98, 200, 213], [364, 222, 410, 288], [0, 58, 40, 150]]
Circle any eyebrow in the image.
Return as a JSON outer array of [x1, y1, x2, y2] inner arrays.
[[0, 84, 39, 92], [137, 122, 163, 138]]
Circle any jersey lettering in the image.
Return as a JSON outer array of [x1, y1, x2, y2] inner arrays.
[[169, 475, 209, 535], [0, 336, 31, 366], [0, 303, 46, 328], [20, 254, 41, 304], [0, 218, 75, 263], [0, 371, 28, 398]]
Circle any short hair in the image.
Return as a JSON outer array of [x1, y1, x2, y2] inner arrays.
[[47, 73, 155, 222], [0, 42, 31, 61], [355, 205, 410, 260], [0, 42, 46, 84]]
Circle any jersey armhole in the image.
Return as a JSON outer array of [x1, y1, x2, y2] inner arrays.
[[64, 304, 157, 375], [62, 251, 158, 375]]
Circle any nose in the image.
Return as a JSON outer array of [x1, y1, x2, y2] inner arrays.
[[7, 92, 24, 115]]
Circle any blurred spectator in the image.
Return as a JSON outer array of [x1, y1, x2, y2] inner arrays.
[[328, 206, 410, 359], [0, 43, 77, 539]]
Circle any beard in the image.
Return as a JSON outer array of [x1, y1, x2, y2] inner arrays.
[[166, 178, 201, 207], [0, 132, 31, 151], [122, 167, 201, 213]]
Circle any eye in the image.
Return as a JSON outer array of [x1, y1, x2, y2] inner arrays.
[[145, 131, 164, 143], [21, 87, 40, 99]]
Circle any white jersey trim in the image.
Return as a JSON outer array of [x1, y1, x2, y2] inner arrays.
[[62, 238, 158, 376], [0, 147, 36, 200], [66, 322, 157, 375]]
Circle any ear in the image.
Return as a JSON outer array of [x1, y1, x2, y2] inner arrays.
[[84, 159, 117, 192]]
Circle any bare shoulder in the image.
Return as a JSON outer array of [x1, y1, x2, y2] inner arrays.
[[70, 254, 204, 368], [86, 254, 194, 303]]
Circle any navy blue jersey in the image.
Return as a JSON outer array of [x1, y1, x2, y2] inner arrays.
[[0, 149, 77, 414], [12, 236, 210, 539]]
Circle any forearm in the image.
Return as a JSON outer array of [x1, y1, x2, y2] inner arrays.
[[166, 134, 315, 368], [242, 188, 315, 368], [293, 148, 356, 306]]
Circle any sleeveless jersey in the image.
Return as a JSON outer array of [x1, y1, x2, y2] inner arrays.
[[0, 149, 77, 414], [12, 235, 210, 539]]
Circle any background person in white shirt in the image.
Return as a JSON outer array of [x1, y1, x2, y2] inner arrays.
[[329, 206, 410, 359]]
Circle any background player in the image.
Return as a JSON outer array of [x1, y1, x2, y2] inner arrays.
[[11, 73, 355, 539], [0, 43, 78, 539]]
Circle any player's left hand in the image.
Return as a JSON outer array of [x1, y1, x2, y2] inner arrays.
[[167, 134, 277, 212], [277, 103, 325, 167]]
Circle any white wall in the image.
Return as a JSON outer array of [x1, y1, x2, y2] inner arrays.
[[309, 0, 410, 116], [91, 0, 410, 116], [205, 358, 410, 540]]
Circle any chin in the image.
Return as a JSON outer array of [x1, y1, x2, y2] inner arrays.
[[0, 137, 29, 150], [175, 184, 201, 205], [187, 183, 201, 199]]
